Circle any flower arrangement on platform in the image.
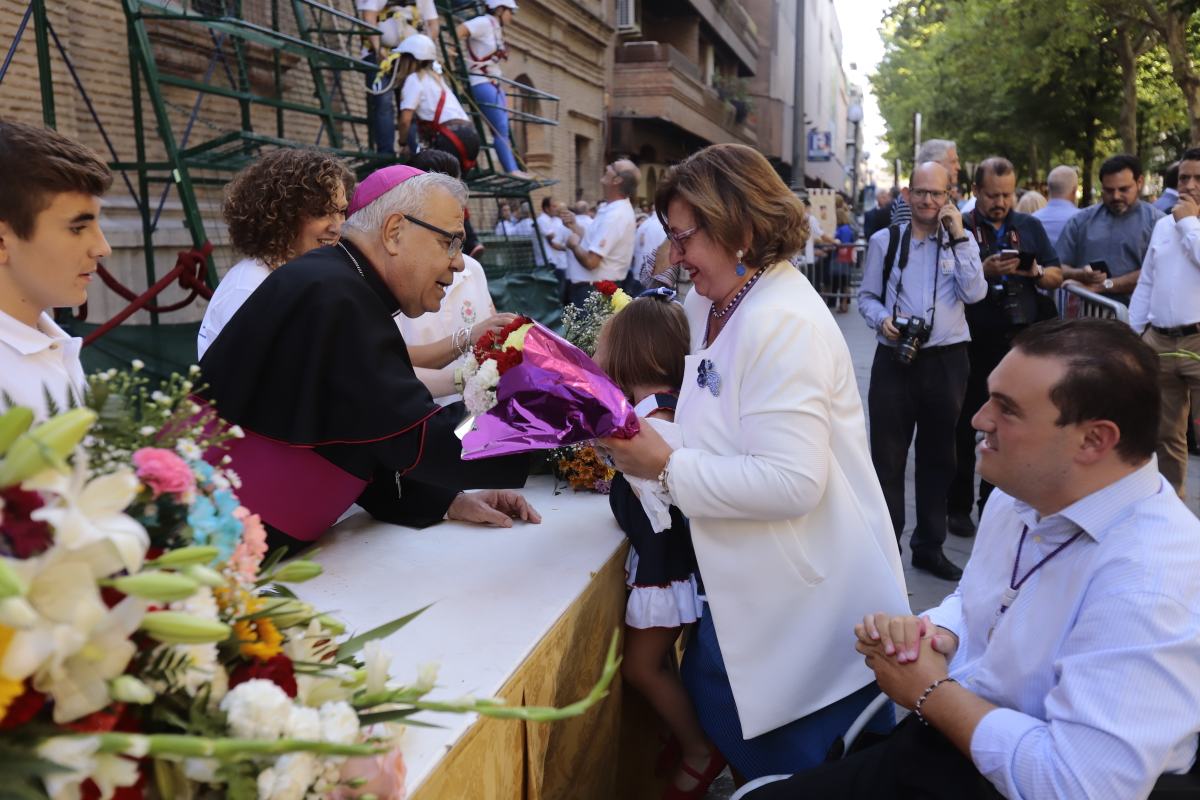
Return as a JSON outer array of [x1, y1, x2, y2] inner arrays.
[[454, 320, 639, 461], [458, 316, 535, 417], [553, 282, 634, 494], [0, 366, 620, 800], [559, 281, 631, 358]]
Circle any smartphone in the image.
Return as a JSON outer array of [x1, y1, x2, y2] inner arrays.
[[998, 249, 1020, 259], [1090, 260, 1110, 275], [1017, 252, 1036, 271]]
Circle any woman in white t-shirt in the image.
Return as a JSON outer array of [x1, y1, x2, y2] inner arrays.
[[456, 0, 526, 176], [197, 150, 353, 359], [393, 34, 481, 173]]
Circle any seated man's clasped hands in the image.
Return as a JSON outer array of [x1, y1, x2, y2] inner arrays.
[[749, 318, 1200, 800]]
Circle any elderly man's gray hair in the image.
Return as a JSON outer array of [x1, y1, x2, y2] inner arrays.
[[343, 172, 468, 234], [1046, 165, 1079, 199], [916, 139, 957, 167]]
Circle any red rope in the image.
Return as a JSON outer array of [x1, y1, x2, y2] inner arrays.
[[83, 241, 215, 347]]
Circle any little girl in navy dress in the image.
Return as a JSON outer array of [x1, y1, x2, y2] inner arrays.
[[596, 292, 722, 800]]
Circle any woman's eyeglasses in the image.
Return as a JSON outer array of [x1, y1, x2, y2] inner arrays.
[[406, 214, 464, 260], [665, 226, 699, 252]]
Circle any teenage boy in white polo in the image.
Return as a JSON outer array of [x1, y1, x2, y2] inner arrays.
[[0, 119, 113, 418]]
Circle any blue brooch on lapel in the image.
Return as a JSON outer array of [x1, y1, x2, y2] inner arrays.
[[696, 359, 721, 397]]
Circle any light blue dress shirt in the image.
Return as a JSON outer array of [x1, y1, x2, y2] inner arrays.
[[1032, 198, 1079, 246], [857, 223, 986, 347], [925, 460, 1200, 800]]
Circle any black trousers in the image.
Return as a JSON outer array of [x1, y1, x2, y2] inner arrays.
[[745, 716, 1004, 800], [947, 330, 1014, 517], [868, 342, 969, 555]]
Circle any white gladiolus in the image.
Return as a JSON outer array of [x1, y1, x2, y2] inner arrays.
[[414, 661, 439, 694], [363, 640, 391, 695]]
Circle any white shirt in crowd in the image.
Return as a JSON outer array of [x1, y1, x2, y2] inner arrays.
[[462, 14, 504, 86], [196, 257, 271, 360], [803, 212, 824, 265], [355, 0, 436, 50], [925, 461, 1200, 800], [399, 72, 469, 124], [563, 214, 593, 279], [569, 197, 636, 284], [632, 213, 667, 282], [494, 219, 521, 236], [537, 211, 568, 272], [1129, 214, 1200, 331], [397, 254, 496, 402], [0, 309, 85, 420]]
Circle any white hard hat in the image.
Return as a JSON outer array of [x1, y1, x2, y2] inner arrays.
[[396, 33, 438, 62], [486, 0, 518, 11]]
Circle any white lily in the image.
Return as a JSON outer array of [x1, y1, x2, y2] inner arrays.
[[33, 596, 146, 723], [26, 456, 148, 576], [38, 736, 141, 800], [1, 557, 106, 682]]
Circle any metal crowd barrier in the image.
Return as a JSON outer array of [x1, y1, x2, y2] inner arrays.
[[793, 242, 868, 310], [1056, 281, 1130, 324]]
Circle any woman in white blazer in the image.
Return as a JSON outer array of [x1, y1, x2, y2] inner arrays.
[[605, 144, 910, 789]]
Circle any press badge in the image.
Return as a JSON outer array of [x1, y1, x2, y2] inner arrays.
[[940, 255, 955, 275]]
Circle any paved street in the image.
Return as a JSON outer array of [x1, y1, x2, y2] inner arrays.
[[703, 297, 1200, 798]]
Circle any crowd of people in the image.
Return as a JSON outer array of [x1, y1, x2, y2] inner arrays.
[[3, 112, 1200, 800]]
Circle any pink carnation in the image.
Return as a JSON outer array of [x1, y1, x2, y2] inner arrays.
[[228, 506, 268, 581], [132, 447, 196, 499], [332, 748, 407, 799]]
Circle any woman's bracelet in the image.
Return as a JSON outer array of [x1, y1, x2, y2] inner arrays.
[[914, 676, 957, 726], [453, 326, 472, 357]]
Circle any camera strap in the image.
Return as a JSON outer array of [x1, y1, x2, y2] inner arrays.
[[889, 225, 940, 329]]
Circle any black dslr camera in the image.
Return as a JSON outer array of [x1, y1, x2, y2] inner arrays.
[[989, 280, 1030, 326], [893, 314, 932, 365]]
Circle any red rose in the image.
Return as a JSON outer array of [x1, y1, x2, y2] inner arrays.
[[498, 315, 533, 338], [594, 281, 618, 296], [491, 348, 524, 376], [0, 682, 45, 729], [229, 654, 298, 698], [0, 487, 53, 559]]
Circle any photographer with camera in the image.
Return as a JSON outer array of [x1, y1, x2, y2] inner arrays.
[[947, 157, 1063, 538], [859, 161, 987, 580]]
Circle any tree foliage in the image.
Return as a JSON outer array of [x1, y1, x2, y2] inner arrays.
[[872, 0, 1196, 198]]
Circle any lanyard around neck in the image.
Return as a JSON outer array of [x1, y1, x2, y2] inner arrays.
[[988, 524, 1086, 641]]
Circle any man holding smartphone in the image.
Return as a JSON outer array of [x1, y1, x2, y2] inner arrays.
[[1056, 154, 1163, 305], [859, 161, 987, 580], [1129, 148, 1200, 498], [947, 157, 1063, 537]]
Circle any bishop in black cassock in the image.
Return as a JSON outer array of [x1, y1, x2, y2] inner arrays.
[[200, 165, 536, 548]]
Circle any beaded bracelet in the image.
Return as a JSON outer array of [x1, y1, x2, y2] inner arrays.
[[914, 676, 957, 726]]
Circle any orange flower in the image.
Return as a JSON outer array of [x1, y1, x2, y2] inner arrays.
[[0, 626, 24, 720], [233, 596, 283, 661]]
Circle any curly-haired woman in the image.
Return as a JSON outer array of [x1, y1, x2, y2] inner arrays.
[[197, 148, 353, 359]]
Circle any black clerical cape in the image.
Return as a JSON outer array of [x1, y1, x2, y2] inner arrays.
[[200, 241, 528, 543]]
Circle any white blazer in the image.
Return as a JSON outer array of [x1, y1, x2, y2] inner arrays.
[[668, 262, 909, 738]]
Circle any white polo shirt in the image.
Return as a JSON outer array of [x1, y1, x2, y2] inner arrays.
[[197, 257, 271, 360], [569, 197, 636, 283], [399, 72, 469, 124], [0, 309, 85, 420], [633, 212, 667, 280], [537, 212, 568, 272]]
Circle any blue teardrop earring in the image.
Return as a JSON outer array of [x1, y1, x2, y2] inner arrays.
[[735, 249, 746, 277]]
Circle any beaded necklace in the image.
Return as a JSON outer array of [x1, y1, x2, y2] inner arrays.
[[704, 266, 765, 346]]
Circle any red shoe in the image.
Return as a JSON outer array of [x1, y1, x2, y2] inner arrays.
[[661, 748, 727, 800], [655, 735, 681, 776]]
